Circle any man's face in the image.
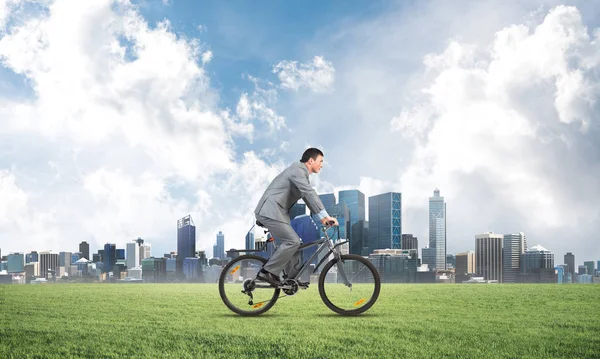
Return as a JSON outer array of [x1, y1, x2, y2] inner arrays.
[[309, 155, 324, 174]]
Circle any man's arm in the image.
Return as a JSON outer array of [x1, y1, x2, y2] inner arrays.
[[289, 167, 325, 215]]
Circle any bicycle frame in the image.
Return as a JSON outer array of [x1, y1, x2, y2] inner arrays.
[[265, 225, 353, 288]]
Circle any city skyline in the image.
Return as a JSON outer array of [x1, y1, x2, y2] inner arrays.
[[0, 1, 599, 265]]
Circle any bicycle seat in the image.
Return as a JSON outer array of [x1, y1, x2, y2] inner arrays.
[[256, 220, 275, 242]]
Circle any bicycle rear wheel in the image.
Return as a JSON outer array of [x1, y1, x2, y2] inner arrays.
[[318, 254, 380, 315], [219, 255, 280, 316]]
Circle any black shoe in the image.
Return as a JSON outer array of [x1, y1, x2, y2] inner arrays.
[[256, 269, 281, 287]]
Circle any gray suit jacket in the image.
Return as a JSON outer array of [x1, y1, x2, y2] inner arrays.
[[255, 162, 325, 223]]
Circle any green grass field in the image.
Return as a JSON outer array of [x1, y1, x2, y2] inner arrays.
[[1, 283, 599, 358]]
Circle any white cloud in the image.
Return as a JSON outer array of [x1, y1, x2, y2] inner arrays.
[[0, 0, 284, 256], [201, 50, 212, 64], [392, 5, 600, 255], [273, 55, 335, 92]]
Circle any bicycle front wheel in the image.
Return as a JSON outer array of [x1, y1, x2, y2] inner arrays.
[[318, 254, 381, 315], [219, 255, 280, 316]]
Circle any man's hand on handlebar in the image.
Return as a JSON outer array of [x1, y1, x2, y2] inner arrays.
[[321, 216, 339, 227]]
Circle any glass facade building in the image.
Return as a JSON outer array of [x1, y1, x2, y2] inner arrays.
[[183, 257, 203, 281], [7, 253, 24, 273], [26, 251, 39, 263], [401, 234, 418, 250], [429, 189, 446, 270], [290, 215, 321, 266], [368, 192, 402, 254], [289, 203, 306, 220], [103, 244, 116, 273], [79, 241, 90, 261], [564, 252, 575, 281], [177, 215, 196, 273], [502, 232, 527, 283], [245, 231, 255, 252], [520, 245, 555, 283], [339, 190, 366, 255], [213, 231, 225, 259]]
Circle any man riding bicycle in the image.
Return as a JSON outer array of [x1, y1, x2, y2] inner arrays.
[[254, 148, 339, 287]]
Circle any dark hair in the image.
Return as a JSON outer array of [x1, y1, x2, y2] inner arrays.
[[300, 148, 324, 163]]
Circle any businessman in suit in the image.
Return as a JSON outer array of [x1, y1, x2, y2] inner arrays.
[[254, 148, 339, 287]]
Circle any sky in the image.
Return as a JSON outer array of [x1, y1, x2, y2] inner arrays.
[[0, 0, 599, 265]]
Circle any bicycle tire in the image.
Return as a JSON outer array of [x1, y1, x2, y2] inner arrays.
[[219, 254, 280, 316], [318, 254, 381, 316]]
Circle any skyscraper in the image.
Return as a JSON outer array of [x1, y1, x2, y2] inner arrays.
[[326, 202, 349, 240], [39, 251, 59, 279], [245, 231, 255, 252], [455, 251, 475, 283], [429, 189, 446, 270], [319, 193, 336, 210], [7, 253, 24, 273], [339, 190, 366, 255], [564, 252, 575, 281], [213, 231, 225, 259], [401, 234, 418, 250], [502, 232, 527, 283], [520, 245, 555, 283], [79, 241, 90, 261], [177, 215, 196, 274], [368, 192, 402, 252], [291, 215, 321, 274], [583, 261, 595, 277], [289, 203, 306, 220], [475, 233, 503, 282], [103, 244, 116, 273], [126, 241, 140, 269]]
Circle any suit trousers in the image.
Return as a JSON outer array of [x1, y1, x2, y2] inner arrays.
[[256, 214, 303, 278]]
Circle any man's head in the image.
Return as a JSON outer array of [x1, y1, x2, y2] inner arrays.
[[300, 148, 324, 174]]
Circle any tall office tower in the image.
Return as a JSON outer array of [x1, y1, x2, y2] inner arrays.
[[578, 265, 587, 275], [564, 252, 575, 281], [520, 245, 555, 283], [103, 243, 116, 273], [245, 231, 255, 252], [213, 231, 225, 259], [7, 253, 25, 273], [290, 215, 321, 267], [319, 193, 336, 210], [289, 203, 307, 220], [368, 192, 402, 254], [429, 188, 447, 270], [502, 232, 527, 283], [339, 190, 366, 255], [455, 251, 475, 283], [126, 241, 141, 269], [79, 241, 90, 261], [475, 232, 503, 281], [583, 261, 595, 276], [177, 215, 196, 274], [421, 247, 436, 270], [446, 254, 455, 268], [59, 251, 72, 275], [401, 234, 418, 250], [136, 237, 150, 262], [326, 202, 349, 239], [39, 251, 59, 279], [26, 251, 39, 263]]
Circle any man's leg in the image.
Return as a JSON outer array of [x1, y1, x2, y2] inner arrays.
[[256, 215, 301, 278]]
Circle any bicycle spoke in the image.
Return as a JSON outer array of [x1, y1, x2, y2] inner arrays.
[[219, 255, 280, 316]]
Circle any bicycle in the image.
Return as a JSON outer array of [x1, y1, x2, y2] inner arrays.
[[218, 221, 381, 316]]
